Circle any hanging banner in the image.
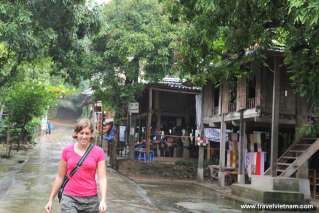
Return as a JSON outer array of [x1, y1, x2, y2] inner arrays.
[[204, 128, 231, 142]]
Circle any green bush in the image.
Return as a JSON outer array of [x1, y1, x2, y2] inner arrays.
[[297, 122, 319, 138], [175, 159, 196, 167], [4, 81, 55, 143]]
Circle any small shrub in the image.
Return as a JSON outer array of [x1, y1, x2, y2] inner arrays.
[[175, 159, 196, 167]]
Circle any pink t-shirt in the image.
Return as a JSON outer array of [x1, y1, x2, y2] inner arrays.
[[61, 144, 105, 197]]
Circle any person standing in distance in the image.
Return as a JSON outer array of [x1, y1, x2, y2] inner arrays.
[[45, 119, 107, 213]]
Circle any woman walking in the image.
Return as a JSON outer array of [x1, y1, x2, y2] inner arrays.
[[45, 119, 107, 213]]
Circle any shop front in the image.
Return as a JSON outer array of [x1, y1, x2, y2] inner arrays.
[[130, 78, 201, 162]]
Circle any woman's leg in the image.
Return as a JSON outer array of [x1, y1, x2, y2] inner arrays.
[[61, 195, 99, 213], [77, 196, 99, 213], [60, 195, 78, 213]]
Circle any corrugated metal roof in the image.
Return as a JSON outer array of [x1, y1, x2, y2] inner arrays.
[[151, 77, 201, 93]]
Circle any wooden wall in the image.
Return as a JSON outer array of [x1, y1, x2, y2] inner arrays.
[[201, 55, 302, 121], [260, 68, 273, 113], [255, 69, 262, 107], [221, 81, 230, 113], [261, 67, 296, 115], [236, 77, 247, 111], [203, 82, 213, 118], [279, 68, 296, 115]]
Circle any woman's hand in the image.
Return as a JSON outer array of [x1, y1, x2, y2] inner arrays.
[[99, 200, 107, 213], [44, 200, 53, 213]]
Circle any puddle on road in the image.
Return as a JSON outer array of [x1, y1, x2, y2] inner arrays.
[[140, 182, 241, 213]]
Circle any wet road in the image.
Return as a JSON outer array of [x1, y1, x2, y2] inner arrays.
[[0, 122, 241, 213]]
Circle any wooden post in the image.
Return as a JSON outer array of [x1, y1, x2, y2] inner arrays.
[[219, 113, 226, 186], [238, 110, 246, 183], [128, 113, 135, 160], [155, 91, 161, 157], [271, 57, 280, 177], [207, 142, 211, 162], [197, 146, 204, 181], [146, 88, 152, 162], [218, 85, 222, 115], [155, 91, 161, 129], [313, 170, 317, 197], [126, 111, 130, 154], [197, 92, 205, 181]]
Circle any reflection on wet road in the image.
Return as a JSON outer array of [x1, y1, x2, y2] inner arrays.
[[139, 182, 241, 212], [0, 122, 241, 213]]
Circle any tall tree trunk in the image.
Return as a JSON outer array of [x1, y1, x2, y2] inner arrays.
[[6, 130, 11, 158]]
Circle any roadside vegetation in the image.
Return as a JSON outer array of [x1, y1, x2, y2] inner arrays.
[[0, 0, 96, 156]]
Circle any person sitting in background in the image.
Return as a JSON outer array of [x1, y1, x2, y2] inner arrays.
[[102, 118, 115, 156]]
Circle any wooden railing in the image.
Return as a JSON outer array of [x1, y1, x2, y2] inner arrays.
[[247, 97, 256, 109], [213, 107, 219, 115], [228, 102, 236, 112]]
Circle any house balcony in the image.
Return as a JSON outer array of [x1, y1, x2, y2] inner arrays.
[[228, 102, 236, 112]]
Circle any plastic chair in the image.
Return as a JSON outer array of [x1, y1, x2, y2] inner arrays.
[[137, 149, 147, 161], [149, 150, 155, 161]]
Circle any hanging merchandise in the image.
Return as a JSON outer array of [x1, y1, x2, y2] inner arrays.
[[245, 152, 266, 177], [249, 132, 263, 152], [246, 132, 266, 177], [226, 133, 238, 168], [255, 131, 262, 152], [96, 112, 103, 133], [119, 126, 126, 143]]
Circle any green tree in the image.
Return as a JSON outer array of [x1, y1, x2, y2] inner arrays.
[[30, 0, 101, 85], [285, 0, 319, 107], [162, 0, 319, 134], [91, 0, 177, 118], [162, 0, 319, 109], [0, 1, 53, 87], [0, 0, 98, 89], [0, 1, 90, 147], [162, 0, 290, 85]]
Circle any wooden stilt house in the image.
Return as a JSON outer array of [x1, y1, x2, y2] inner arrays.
[[202, 50, 319, 197]]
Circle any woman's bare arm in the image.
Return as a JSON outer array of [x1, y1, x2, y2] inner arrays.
[[45, 160, 67, 213], [49, 160, 67, 200], [97, 160, 107, 212]]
